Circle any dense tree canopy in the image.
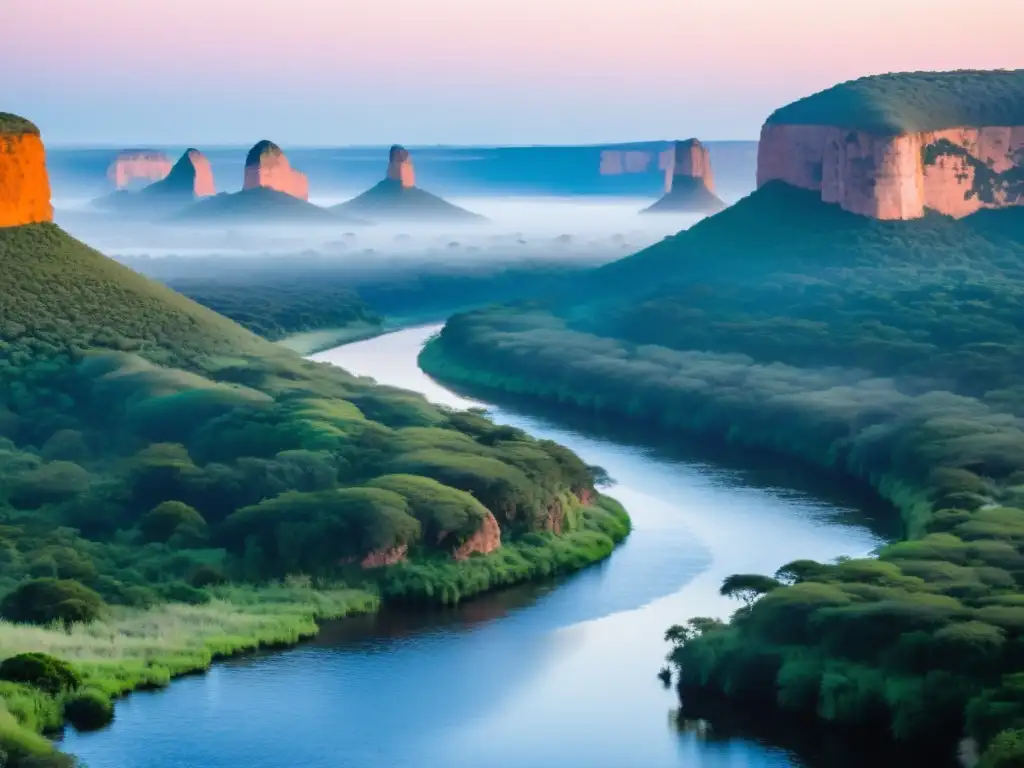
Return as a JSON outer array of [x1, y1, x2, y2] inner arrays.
[[420, 183, 1024, 762]]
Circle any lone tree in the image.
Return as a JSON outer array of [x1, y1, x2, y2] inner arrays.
[[0, 578, 105, 626], [719, 573, 781, 607]]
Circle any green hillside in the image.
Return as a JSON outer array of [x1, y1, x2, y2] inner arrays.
[[421, 184, 1024, 762], [0, 222, 627, 766], [765, 69, 1024, 133]]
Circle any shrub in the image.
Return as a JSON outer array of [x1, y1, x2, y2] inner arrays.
[[0, 653, 80, 695], [63, 689, 114, 731], [189, 564, 226, 588], [0, 579, 105, 626], [139, 501, 207, 545]]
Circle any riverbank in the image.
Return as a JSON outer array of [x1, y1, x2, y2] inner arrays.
[[419, 317, 1024, 761], [4, 585, 378, 764]]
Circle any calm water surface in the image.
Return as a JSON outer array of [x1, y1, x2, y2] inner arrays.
[[64, 326, 889, 768]]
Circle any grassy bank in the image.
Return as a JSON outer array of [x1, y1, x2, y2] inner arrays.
[[379, 494, 631, 604], [0, 584, 377, 765]]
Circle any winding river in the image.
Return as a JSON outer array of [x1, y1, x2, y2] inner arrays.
[[63, 325, 894, 768]]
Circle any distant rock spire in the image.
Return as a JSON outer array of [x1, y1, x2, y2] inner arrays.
[[386, 145, 416, 188], [242, 140, 309, 200]]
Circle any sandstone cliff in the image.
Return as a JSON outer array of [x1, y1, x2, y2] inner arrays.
[[642, 138, 725, 214], [107, 150, 173, 190], [386, 145, 415, 188], [452, 511, 502, 560], [162, 148, 216, 198], [242, 140, 309, 200], [0, 114, 52, 228], [757, 71, 1024, 220]]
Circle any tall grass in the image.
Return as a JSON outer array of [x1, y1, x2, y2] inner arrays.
[[0, 584, 377, 765]]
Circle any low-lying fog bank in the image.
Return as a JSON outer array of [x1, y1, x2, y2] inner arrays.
[[54, 197, 702, 280]]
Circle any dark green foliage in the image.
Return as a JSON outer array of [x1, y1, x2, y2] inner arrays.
[[0, 114, 39, 136], [420, 182, 1024, 751], [0, 580, 104, 626], [0, 221, 615, 610], [62, 689, 113, 731], [171, 280, 381, 341], [980, 729, 1024, 767], [0, 654, 80, 695], [138, 501, 207, 545], [719, 574, 781, 606], [765, 69, 1024, 133]]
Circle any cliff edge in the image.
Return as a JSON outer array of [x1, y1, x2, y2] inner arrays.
[[0, 113, 52, 228], [242, 140, 309, 200], [642, 138, 725, 214], [757, 70, 1024, 220]]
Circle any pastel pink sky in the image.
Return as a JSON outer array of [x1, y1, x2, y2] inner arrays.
[[5, 0, 1022, 145]]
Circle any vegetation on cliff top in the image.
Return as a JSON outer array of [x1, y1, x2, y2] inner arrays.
[[419, 183, 1024, 762], [0, 114, 40, 136], [0, 222, 625, 765], [765, 69, 1024, 133]]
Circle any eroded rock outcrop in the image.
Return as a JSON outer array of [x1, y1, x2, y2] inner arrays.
[[386, 145, 415, 188], [0, 114, 52, 228], [161, 148, 216, 198], [452, 511, 502, 560], [758, 125, 1024, 220], [757, 71, 1024, 220], [359, 544, 409, 569], [107, 150, 173, 190], [642, 138, 725, 214], [242, 140, 309, 200]]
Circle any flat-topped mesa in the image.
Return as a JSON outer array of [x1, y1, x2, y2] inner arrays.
[[0, 113, 52, 228], [107, 150, 173, 190], [386, 144, 415, 188], [242, 140, 309, 200], [757, 69, 1024, 220], [666, 138, 715, 194], [164, 148, 215, 197]]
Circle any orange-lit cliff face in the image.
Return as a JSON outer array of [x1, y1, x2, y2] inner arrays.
[[173, 148, 216, 197], [0, 126, 52, 228], [242, 140, 309, 200], [757, 124, 1024, 220], [107, 150, 173, 189], [386, 145, 416, 188]]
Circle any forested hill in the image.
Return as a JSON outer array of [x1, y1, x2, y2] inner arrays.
[[764, 69, 1024, 133], [420, 183, 1024, 764], [0, 220, 629, 766]]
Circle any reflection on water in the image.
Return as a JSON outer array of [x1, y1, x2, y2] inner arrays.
[[64, 326, 897, 768]]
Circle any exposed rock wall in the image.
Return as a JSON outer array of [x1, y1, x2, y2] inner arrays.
[[107, 150, 173, 189], [242, 140, 309, 200], [757, 124, 1024, 220], [166, 149, 216, 197], [0, 131, 52, 227], [667, 138, 715, 194], [360, 544, 409, 569], [452, 511, 502, 560], [386, 145, 415, 188]]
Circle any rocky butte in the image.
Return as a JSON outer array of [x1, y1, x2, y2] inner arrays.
[[0, 113, 52, 228], [386, 144, 416, 188], [642, 138, 725, 214], [242, 140, 309, 200], [331, 145, 484, 221], [757, 69, 1024, 220], [107, 149, 173, 190], [153, 148, 216, 198]]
